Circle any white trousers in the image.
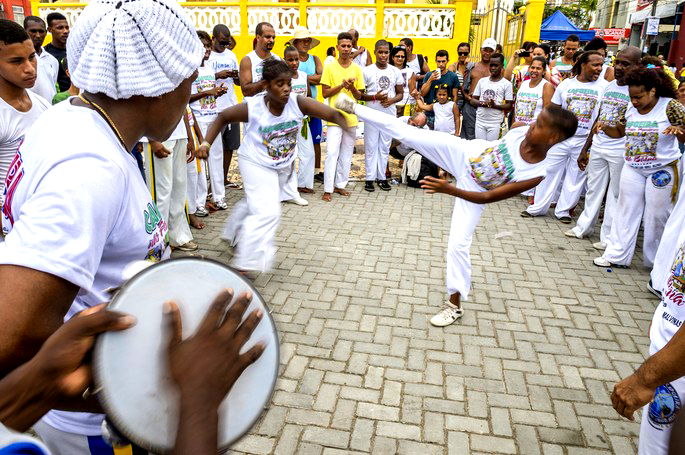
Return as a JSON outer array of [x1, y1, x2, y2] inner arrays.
[[280, 161, 301, 202], [354, 102, 484, 299], [297, 124, 315, 189], [364, 117, 392, 181], [199, 121, 225, 203], [603, 163, 675, 267], [570, 144, 624, 242], [474, 121, 500, 141], [144, 139, 193, 246], [186, 158, 208, 213], [223, 157, 292, 272], [324, 125, 356, 193], [526, 135, 587, 218]]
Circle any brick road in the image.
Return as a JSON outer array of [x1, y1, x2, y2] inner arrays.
[[176, 181, 655, 454]]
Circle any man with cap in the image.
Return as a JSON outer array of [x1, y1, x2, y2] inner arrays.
[[461, 37, 496, 140], [43, 12, 70, 92], [0, 0, 265, 452], [240, 22, 278, 97], [23, 16, 59, 102]]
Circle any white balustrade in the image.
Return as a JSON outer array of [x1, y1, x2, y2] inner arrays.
[[247, 7, 300, 35], [187, 6, 240, 33], [384, 8, 455, 38], [38, 7, 84, 26], [307, 7, 376, 36]]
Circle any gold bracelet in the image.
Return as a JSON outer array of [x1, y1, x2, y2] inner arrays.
[[200, 140, 210, 148]]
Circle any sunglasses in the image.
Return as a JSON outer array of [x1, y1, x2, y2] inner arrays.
[[219, 41, 231, 46], [393, 54, 405, 59], [458, 52, 469, 56]]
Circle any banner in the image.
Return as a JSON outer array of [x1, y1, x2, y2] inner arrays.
[[637, 0, 654, 11], [591, 28, 630, 44]]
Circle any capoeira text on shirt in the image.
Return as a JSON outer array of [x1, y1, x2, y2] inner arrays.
[[469, 142, 515, 190], [625, 120, 659, 166]]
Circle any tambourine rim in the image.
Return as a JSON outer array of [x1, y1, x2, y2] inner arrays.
[[93, 257, 280, 453]]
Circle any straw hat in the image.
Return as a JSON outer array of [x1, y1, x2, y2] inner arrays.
[[289, 26, 320, 49]]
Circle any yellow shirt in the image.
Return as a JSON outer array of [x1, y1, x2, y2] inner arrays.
[[321, 60, 365, 127]]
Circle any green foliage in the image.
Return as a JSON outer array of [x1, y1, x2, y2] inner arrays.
[[543, 0, 594, 29]]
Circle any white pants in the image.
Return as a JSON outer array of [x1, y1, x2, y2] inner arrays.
[[603, 163, 675, 267], [354, 102, 485, 299], [144, 139, 193, 246], [526, 135, 587, 218], [186, 158, 208, 213], [280, 161, 301, 202], [33, 420, 105, 455], [570, 144, 624, 242], [364, 113, 392, 181], [324, 125, 356, 193], [474, 121, 500, 141], [223, 157, 292, 272], [199, 121, 225, 203], [297, 123, 315, 189]]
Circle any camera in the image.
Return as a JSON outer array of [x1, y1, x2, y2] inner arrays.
[[520, 51, 530, 57]]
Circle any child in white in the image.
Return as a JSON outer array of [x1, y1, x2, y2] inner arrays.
[[472, 54, 513, 140], [185, 108, 209, 220], [415, 86, 458, 134], [362, 40, 403, 188]]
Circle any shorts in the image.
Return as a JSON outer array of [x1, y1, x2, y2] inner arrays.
[[309, 117, 322, 145], [221, 122, 240, 152]]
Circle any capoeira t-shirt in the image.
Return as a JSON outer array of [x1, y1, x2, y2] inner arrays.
[[291, 70, 309, 97], [552, 77, 607, 136], [624, 97, 685, 170], [0, 100, 170, 435], [363, 63, 403, 114], [208, 48, 239, 110], [189, 65, 218, 123], [592, 81, 630, 151], [514, 79, 547, 124]]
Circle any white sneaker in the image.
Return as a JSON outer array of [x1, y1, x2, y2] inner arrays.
[[195, 206, 209, 217], [285, 196, 309, 206], [564, 229, 581, 238], [592, 241, 607, 250], [334, 93, 356, 114], [215, 199, 228, 210], [429, 305, 464, 327], [593, 256, 612, 267]]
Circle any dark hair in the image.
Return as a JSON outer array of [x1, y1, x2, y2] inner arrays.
[[522, 41, 536, 51], [584, 37, 607, 52], [457, 42, 470, 51], [624, 67, 678, 99], [375, 39, 390, 50], [546, 105, 578, 140], [572, 49, 584, 63], [262, 58, 293, 82], [435, 85, 450, 95], [337, 32, 353, 43], [0, 19, 29, 45], [196, 30, 211, 43], [535, 43, 551, 58], [571, 50, 602, 76], [326, 46, 335, 57], [349, 29, 359, 40], [531, 55, 547, 70], [679, 79, 685, 89], [23, 16, 44, 29], [46, 12, 66, 27], [565, 34, 580, 44], [490, 52, 504, 64], [284, 45, 297, 56], [390, 46, 407, 68], [436, 49, 449, 60], [400, 37, 413, 48], [212, 24, 230, 38], [255, 22, 273, 36]]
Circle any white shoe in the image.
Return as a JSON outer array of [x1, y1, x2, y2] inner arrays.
[[285, 196, 309, 206], [564, 229, 581, 239], [334, 93, 356, 114], [195, 206, 209, 217], [429, 305, 464, 327], [215, 199, 228, 210], [593, 256, 612, 267], [592, 241, 607, 250], [647, 279, 662, 299]]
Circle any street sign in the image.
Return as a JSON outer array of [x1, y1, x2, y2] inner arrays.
[[646, 16, 660, 35]]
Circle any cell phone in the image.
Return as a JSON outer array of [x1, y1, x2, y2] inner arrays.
[[520, 51, 530, 57]]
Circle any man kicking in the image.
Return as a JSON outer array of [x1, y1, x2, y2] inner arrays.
[[335, 95, 578, 326]]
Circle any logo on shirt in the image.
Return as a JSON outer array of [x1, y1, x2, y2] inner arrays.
[[665, 242, 685, 306], [469, 142, 515, 190], [378, 75, 391, 92], [258, 120, 299, 161], [651, 169, 672, 188], [625, 121, 659, 165], [598, 91, 630, 126], [2, 147, 25, 230], [566, 89, 599, 127], [648, 383, 682, 429], [143, 202, 168, 262]]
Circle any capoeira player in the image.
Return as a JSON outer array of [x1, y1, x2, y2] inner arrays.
[[334, 94, 578, 326], [198, 59, 348, 272], [522, 51, 608, 223]]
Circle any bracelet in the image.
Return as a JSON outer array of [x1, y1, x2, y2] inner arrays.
[[200, 140, 210, 149]]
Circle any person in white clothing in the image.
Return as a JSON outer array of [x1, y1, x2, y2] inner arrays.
[[198, 59, 348, 272], [23, 17, 58, 102], [362, 40, 403, 192], [593, 67, 685, 269], [349, 29, 372, 67], [189, 31, 228, 213], [471, 53, 513, 140], [565, 47, 641, 248], [513, 57, 553, 125], [239, 22, 277, 97], [413, 85, 459, 134], [523, 51, 608, 223], [0, 20, 50, 201], [336, 95, 578, 327], [185, 106, 208, 230]]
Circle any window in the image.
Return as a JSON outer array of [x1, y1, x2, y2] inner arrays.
[[12, 6, 25, 25]]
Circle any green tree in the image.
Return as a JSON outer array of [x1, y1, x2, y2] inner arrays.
[[543, 0, 595, 29]]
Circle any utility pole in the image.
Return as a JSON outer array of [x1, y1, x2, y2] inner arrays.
[[642, 0, 659, 53]]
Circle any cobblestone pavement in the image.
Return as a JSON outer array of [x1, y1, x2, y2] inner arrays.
[[175, 180, 655, 454]]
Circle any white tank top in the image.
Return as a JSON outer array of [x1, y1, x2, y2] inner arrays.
[[433, 101, 455, 134], [245, 51, 281, 96], [514, 79, 547, 124], [239, 92, 303, 169]]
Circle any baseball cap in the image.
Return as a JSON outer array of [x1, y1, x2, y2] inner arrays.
[[481, 38, 498, 51]]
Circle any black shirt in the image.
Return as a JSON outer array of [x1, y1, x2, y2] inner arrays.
[[44, 43, 70, 92], [421, 70, 460, 118]]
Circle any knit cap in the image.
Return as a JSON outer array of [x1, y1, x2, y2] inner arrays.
[[67, 0, 204, 100]]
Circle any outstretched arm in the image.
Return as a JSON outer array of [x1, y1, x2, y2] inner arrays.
[[420, 176, 543, 204], [298, 96, 348, 129], [197, 104, 249, 158]]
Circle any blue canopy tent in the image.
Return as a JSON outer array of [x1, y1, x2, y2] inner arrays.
[[540, 10, 597, 41]]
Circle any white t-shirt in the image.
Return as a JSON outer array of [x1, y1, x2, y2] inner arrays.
[[31, 50, 59, 102], [0, 100, 170, 435], [552, 77, 608, 136], [239, 93, 302, 169], [624, 97, 685, 170], [514, 79, 547, 125], [473, 77, 514, 126], [208, 49, 239, 111], [406, 54, 422, 77], [353, 48, 369, 67], [363, 64, 403, 114], [592, 80, 630, 152], [189, 65, 218, 123], [399, 67, 416, 105], [0, 91, 50, 196], [291, 70, 309, 97], [433, 101, 455, 134], [324, 55, 336, 67]]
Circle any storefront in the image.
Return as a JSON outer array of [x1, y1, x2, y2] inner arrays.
[[0, 0, 32, 23]]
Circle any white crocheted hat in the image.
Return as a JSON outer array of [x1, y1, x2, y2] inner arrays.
[[67, 0, 204, 100]]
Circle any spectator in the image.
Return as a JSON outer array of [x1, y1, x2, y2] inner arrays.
[[348, 29, 371, 67], [461, 37, 497, 139], [419, 49, 459, 130], [400, 37, 430, 80], [391, 45, 416, 117], [239, 22, 277, 97], [324, 46, 336, 66], [447, 42, 473, 110], [51, 57, 79, 104], [44, 12, 70, 92], [414, 85, 459, 135], [471, 52, 513, 140], [495, 43, 507, 66], [513, 56, 554, 125], [584, 37, 615, 81], [504, 40, 536, 94], [23, 16, 58, 102], [550, 34, 579, 85]]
